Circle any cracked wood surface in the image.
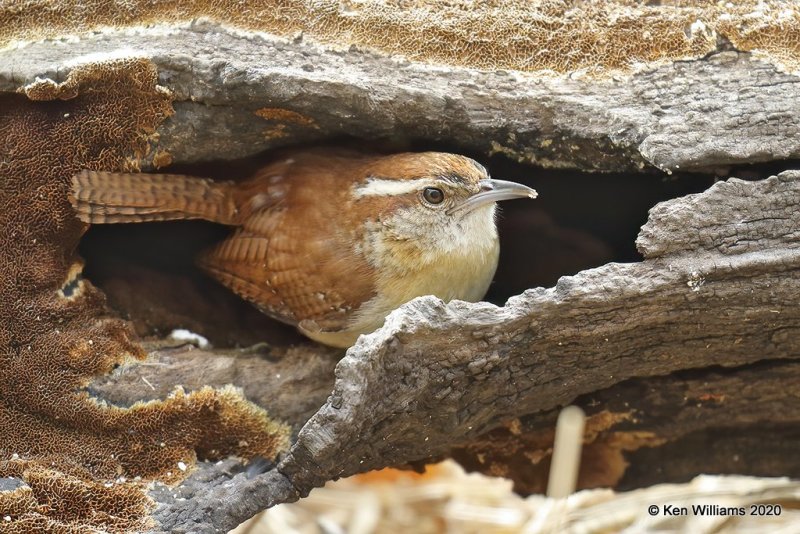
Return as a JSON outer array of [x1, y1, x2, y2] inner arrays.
[[2, 23, 800, 173], [6, 20, 799, 532], [90, 342, 339, 430], [453, 359, 800, 494], [87, 171, 800, 533]]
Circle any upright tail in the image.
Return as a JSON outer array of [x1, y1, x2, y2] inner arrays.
[[70, 170, 241, 225]]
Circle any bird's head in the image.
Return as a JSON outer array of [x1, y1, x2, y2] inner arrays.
[[350, 152, 537, 264]]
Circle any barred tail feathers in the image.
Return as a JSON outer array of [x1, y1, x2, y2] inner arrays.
[[70, 170, 240, 225]]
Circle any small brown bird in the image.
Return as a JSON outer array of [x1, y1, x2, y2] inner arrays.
[[71, 148, 537, 348]]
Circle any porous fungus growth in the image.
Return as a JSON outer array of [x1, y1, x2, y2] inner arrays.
[[2, 1, 800, 76], [0, 57, 290, 531], [722, 4, 800, 74]]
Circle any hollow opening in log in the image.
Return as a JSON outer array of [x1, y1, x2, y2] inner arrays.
[[617, 422, 800, 491], [78, 145, 788, 348]]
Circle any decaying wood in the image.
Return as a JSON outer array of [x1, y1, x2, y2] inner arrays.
[[90, 343, 339, 429], [2, 24, 800, 173], [4, 17, 800, 534], [87, 171, 800, 533], [453, 359, 800, 494]]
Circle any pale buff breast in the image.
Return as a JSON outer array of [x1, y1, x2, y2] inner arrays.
[[310, 205, 501, 349]]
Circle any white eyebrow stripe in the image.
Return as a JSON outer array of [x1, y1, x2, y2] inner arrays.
[[353, 178, 432, 198]]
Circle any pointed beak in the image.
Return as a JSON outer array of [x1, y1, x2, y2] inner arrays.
[[448, 179, 538, 215]]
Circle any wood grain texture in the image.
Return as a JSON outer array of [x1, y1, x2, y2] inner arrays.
[[3, 24, 800, 173], [7, 19, 800, 534], [87, 171, 800, 533]]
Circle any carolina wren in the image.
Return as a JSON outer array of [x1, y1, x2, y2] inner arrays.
[[71, 148, 537, 348]]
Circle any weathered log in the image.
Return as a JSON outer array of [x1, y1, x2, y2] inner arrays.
[[453, 359, 800, 494], [3, 24, 800, 173], [91, 342, 339, 430], [87, 171, 800, 532], [3, 6, 800, 532]]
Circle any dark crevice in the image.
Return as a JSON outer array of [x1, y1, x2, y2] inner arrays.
[[618, 422, 800, 491], [79, 220, 304, 348], [77, 145, 793, 347], [59, 272, 83, 298]]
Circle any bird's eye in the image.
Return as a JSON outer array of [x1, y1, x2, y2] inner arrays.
[[422, 187, 445, 205]]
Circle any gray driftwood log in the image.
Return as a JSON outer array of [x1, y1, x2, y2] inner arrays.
[[3, 20, 800, 534], [3, 23, 800, 173], [87, 172, 800, 533]]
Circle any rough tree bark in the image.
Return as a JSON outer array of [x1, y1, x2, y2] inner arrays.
[[3, 24, 800, 174], [92, 172, 800, 532], [2, 20, 799, 534]]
